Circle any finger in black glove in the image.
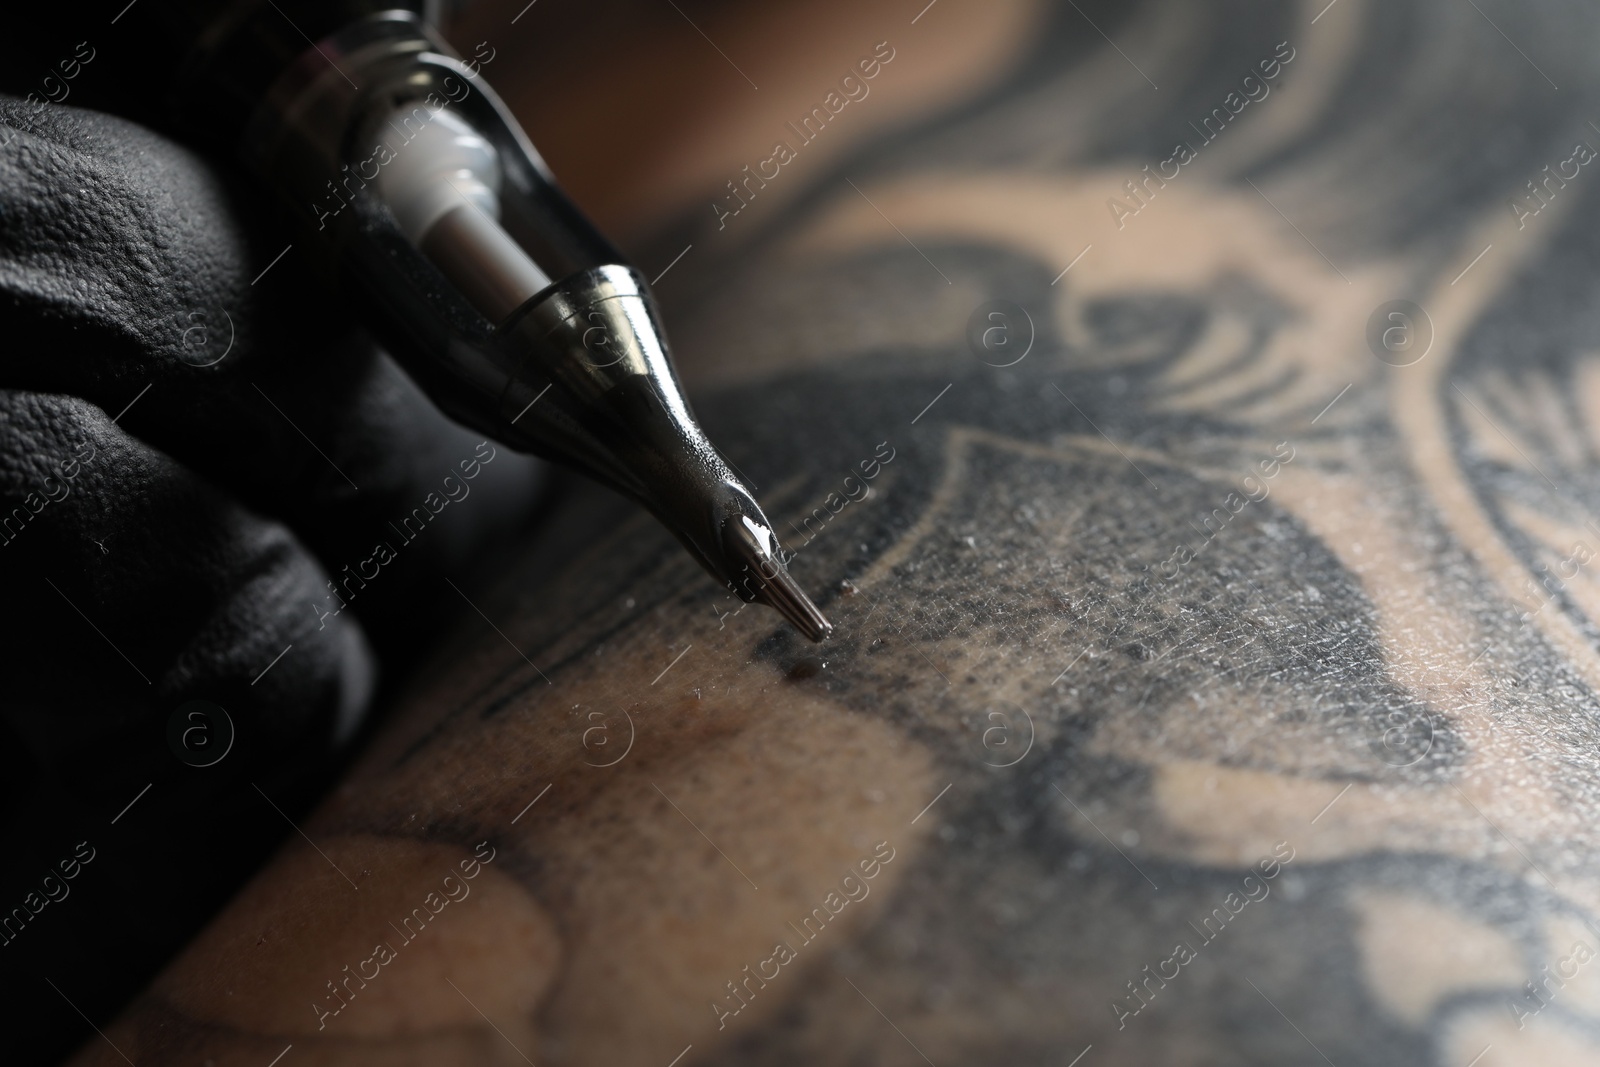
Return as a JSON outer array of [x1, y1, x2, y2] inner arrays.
[[0, 95, 543, 1066]]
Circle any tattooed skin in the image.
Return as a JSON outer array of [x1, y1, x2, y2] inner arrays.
[[74, 0, 1600, 1064]]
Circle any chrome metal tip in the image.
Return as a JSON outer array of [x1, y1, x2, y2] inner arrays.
[[755, 566, 834, 643], [719, 513, 833, 642]]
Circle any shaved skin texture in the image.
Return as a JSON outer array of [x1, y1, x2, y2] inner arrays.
[[70, 1, 1600, 1064]]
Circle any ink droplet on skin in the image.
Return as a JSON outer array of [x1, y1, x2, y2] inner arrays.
[[787, 656, 827, 681]]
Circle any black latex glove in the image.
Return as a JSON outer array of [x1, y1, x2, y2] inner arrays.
[[0, 96, 542, 1064]]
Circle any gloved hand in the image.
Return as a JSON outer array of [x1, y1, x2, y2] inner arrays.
[[0, 95, 541, 1064]]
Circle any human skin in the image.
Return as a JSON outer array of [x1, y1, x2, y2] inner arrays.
[[68, 0, 1600, 1064]]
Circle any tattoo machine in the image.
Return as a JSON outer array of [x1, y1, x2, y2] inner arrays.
[[119, 0, 832, 640]]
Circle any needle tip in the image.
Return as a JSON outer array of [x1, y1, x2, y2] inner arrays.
[[718, 512, 832, 642], [756, 567, 833, 643]]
